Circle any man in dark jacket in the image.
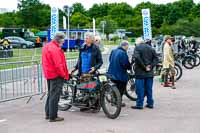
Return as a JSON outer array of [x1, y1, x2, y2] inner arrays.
[[107, 40, 131, 107], [131, 37, 158, 109]]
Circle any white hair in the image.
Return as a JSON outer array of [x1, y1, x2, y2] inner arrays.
[[135, 37, 144, 45], [94, 36, 101, 42], [85, 32, 95, 41]]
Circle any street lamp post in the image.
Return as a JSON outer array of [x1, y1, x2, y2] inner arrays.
[[100, 20, 106, 42], [63, 5, 73, 52]]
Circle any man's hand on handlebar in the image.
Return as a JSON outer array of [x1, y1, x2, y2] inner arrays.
[[71, 68, 77, 75], [89, 67, 95, 74]]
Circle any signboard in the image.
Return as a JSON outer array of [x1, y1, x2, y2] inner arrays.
[[142, 9, 152, 40], [50, 7, 59, 39]]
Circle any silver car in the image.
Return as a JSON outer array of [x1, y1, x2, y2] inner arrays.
[[5, 36, 35, 48]]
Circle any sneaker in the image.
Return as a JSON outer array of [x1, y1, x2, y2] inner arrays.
[[145, 104, 154, 109], [131, 106, 143, 110], [49, 117, 64, 122]]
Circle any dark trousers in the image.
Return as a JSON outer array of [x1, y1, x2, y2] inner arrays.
[[135, 78, 154, 107], [45, 77, 64, 120], [112, 80, 127, 99]]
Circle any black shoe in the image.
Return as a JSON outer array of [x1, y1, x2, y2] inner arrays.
[[49, 117, 64, 122], [80, 108, 90, 112], [121, 103, 126, 107], [131, 106, 143, 110], [91, 108, 100, 113], [45, 116, 49, 120], [91, 105, 101, 113], [145, 105, 154, 109]]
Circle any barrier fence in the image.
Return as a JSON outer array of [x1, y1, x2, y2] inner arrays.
[[0, 54, 112, 103]]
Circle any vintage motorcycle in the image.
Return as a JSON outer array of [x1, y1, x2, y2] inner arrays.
[[58, 72, 122, 119]]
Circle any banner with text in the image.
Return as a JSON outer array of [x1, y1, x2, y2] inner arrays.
[[50, 7, 59, 39], [142, 9, 152, 40]]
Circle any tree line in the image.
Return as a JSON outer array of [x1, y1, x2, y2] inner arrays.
[[0, 0, 199, 37]]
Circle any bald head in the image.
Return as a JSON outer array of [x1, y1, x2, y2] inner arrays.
[[121, 40, 129, 51]]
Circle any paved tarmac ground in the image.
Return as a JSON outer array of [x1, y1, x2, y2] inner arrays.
[[0, 67, 200, 133]]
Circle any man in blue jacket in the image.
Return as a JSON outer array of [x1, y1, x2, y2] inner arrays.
[[107, 40, 131, 107], [72, 32, 103, 75], [71, 32, 103, 112]]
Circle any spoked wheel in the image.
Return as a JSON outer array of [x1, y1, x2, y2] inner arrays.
[[125, 78, 137, 101], [182, 56, 196, 69], [101, 82, 121, 119], [194, 54, 200, 67], [130, 63, 135, 74], [174, 62, 183, 81], [58, 82, 73, 111]]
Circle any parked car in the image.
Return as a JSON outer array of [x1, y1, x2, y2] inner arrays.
[[4, 36, 35, 48], [2, 28, 42, 47]]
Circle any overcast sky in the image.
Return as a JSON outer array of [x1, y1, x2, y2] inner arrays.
[[0, 0, 199, 10]]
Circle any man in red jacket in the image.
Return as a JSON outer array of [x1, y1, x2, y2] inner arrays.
[[42, 32, 69, 122]]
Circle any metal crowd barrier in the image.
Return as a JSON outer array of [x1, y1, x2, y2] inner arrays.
[[0, 60, 42, 102], [0, 52, 132, 103]]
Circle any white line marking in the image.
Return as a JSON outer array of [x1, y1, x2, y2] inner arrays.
[[0, 119, 7, 123]]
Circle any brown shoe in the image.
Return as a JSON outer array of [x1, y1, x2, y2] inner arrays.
[[163, 82, 171, 87], [49, 117, 64, 122]]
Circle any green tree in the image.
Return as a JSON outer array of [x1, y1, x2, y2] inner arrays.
[[87, 3, 110, 18], [97, 16, 118, 39], [172, 18, 200, 36], [108, 2, 134, 28], [0, 12, 20, 27], [17, 0, 51, 29], [72, 3, 86, 15], [17, 0, 41, 27], [189, 3, 200, 19], [70, 12, 90, 28]]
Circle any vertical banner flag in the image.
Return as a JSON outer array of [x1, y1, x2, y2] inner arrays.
[[93, 18, 96, 36], [50, 7, 59, 39], [142, 9, 152, 40]]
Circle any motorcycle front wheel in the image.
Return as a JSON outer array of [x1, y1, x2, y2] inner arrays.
[[101, 82, 122, 119]]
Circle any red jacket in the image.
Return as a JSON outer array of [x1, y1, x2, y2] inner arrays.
[[42, 40, 69, 80]]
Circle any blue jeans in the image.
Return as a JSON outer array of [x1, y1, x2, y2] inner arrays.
[[135, 78, 154, 107]]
